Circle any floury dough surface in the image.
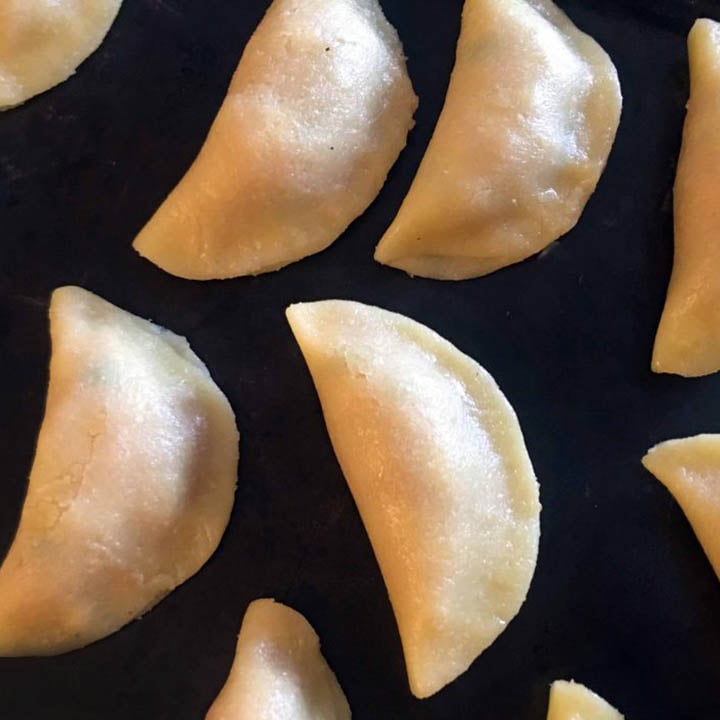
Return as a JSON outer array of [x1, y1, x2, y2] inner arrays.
[[134, 0, 417, 280], [0, 287, 239, 656], [375, 0, 622, 280], [287, 300, 541, 698], [0, 0, 123, 109]]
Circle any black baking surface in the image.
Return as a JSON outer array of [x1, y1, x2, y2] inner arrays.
[[1, 0, 720, 717]]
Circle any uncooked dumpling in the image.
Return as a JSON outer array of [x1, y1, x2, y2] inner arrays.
[[547, 680, 624, 720], [0, 0, 122, 110], [374, 0, 622, 280], [206, 600, 350, 720], [643, 434, 720, 579], [134, 0, 417, 280], [652, 20, 720, 377], [0, 287, 238, 656], [287, 300, 541, 698]]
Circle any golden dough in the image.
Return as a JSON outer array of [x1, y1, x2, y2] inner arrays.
[[652, 20, 720, 377], [134, 0, 417, 280], [206, 600, 350, 720], [0, 287, 238, 656], [287, 300, 540, 698], [375, 0, 622, 280], [0, 0, 122, 110]]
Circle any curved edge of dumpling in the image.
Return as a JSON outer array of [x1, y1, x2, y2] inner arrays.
[[547, 680, 624, 720], [286, 300, 540, 698], [0, 1, 124, 110], [0, 286, 239, 656], [206, 599, 351, 720]]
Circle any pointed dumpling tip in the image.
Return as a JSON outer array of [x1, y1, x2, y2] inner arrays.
[[206, 599, 350, 720], [643, 434, 720, 580], [547, 680, 624, 720]]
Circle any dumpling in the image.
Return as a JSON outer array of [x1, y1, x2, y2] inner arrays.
[[0, 0, 122, 110], [643, 434, 720, 580], [374, 0, 622, 280], [652, 19, 720, 377], [0, 286, 238, 656], [547, 680, 624, 720], [286, 300, 541, 698], [133, 0, 417, 280], [206, 600, 350, 720]]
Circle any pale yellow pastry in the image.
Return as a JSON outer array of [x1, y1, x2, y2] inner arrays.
[[206, 600, 350, 720], [0, 0, 123, 110], [643, 434, 720, 579], [375, 0, 622, 280], [547, 680, 624, 720], [287, 300, 541, 698], [134, 0, 417, 280], [0, 287, 238, 656], [652, 20, 720, 377]]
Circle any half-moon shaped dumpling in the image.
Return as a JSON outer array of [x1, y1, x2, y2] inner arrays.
[[133, 0, 417, 280], [0, 0, 122, 110], [547, 680, 624, 720], [652, 20, 720, 377], [374, 0, 622, 280], [0, 286, 238, 656], [643, 434, 720, 580], [286, 300, 541, 698], [206, 600, 350, 720]]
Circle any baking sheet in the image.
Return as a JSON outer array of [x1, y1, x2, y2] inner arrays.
[[2, 0, 720, 717]]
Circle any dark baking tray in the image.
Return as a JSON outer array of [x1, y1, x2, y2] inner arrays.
[[2, 0, 720, 717]]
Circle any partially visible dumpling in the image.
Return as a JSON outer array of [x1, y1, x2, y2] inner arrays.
[[547, 680, 624, 720], [375, 0, 622, 280], [134, 0, 417, 280], [643, 434, 720, 580], [0, 0, 123, 110], [287, 300, 540, 698], [652, 19, 720, 377], [0, 286, 239, 656], [206, 600, 351, 720]]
